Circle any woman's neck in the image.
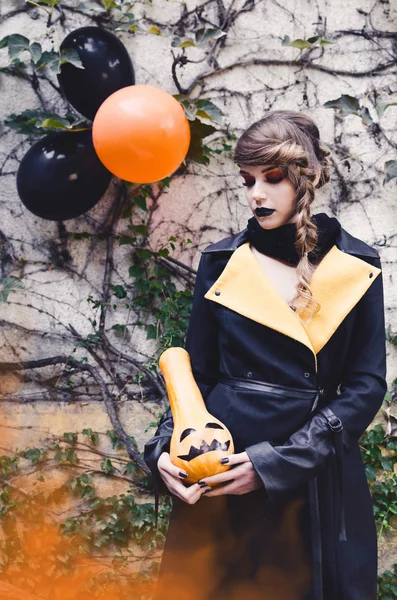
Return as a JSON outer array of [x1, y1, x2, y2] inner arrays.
[[250, 245, 299, 306]]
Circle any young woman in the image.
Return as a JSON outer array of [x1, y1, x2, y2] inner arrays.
[[144, 111, 387, 600]]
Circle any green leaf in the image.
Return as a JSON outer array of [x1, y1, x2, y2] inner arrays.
[[282, 35, 332, 51], [63, 432, 78, 444], [131, 224, 148, 236], [101, 458, 114, 474], [365, 464, 377, 481], [146, 324, 157, 340], [36, 0, 61, 5], [103, 0, 117, 8], [384, 160, 397, 185], [4, 109, 84, 136], [111, 285, 127, 299], [128, 265, 144, 278], [173, 94, 197, 121], [7, 34, 30, 60], [287, 38, 313, 50], [171, 37, 196, 48], [29, 42, 42, 64], [136, 248, 152, 259], [380, 457, 394, 471], [358, 106, 373, 126], [35, 117, 73, 130], [195, 99, 223, 124], [187, 119, 217, 164], [157, 248, 169, 258], [124, 462, 137, 476], [195, 27, 226, 47], [323, 94, 360, 115], [24, 447, 46, 463], [111, 323, 127, 333], [60, 47, 84, 69], [376, 101, 397, 119], [147, 25, 161, 35], [106, 430, 124, 450], [82, 428, 99, 445], [119, 235, 136, 246], [133, 195, 147, 211], [36, 51, 61, 74], [0, 36, 9, 49], [0, 276, 24, 302]]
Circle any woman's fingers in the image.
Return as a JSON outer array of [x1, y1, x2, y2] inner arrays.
[[158, 452, 188, 480], [204, 481, 239, 497], [198, 463, 248, 487], [220, 451, 250, 466], [157, 451, 258, 502], [157, 453, 210, 503], [168, 480, 210, 504], [196, 451, 251, 486]]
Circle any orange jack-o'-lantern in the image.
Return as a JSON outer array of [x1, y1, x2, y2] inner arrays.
[[159, 347, 234, 484]]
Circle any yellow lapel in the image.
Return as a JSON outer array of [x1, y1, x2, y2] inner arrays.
[[204, 242, 380, 366], [297, 244, 380, 353]]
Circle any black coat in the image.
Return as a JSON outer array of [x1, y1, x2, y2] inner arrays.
[[144, 226, 387, 600]]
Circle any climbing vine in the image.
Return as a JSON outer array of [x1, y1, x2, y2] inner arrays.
[[0, 427, 170, 599]]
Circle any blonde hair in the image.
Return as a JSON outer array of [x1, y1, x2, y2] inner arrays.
[[233, 110, 331, 323]]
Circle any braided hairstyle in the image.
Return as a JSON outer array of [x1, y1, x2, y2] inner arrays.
[[233, 110, 331, 323]]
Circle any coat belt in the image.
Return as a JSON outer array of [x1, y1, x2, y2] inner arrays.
[[219, 376, 331, 414]]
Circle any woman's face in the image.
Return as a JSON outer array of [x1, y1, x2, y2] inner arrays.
[[239, 164, 298, 229]]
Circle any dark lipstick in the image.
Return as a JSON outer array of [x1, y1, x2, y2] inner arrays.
[[255, 207, 275, 217]]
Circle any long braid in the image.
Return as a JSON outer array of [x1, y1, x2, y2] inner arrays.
[[287, 162, 321, 322]]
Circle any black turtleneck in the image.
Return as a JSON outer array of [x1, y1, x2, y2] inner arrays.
[[246, 212, 342, 266]]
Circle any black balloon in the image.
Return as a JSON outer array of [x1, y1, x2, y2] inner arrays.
[[16, 130, 112, 220], [57, 26, 135, 120]]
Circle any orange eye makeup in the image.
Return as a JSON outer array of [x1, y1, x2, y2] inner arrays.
[[265, 168, 285, 184], [240, 167, 285, 187]]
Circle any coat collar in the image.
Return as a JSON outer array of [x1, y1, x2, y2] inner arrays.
[[202, 226, 380, 259], [203, 228, 381, 371]]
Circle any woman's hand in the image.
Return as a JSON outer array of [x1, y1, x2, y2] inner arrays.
[[157, 452, 211, 504], [198, 451, 263, 497]]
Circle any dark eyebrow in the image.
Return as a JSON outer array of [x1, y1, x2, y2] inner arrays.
[[239, 165, 278, 175]]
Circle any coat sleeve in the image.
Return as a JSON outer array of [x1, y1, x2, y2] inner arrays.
[[143, 252, 220, 490], [185, 252, 221, 398], [245, 257, 387, 503]]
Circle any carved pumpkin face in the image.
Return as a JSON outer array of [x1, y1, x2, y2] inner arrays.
[[177, 422, 231, 461], [170, 417, 234, 484]]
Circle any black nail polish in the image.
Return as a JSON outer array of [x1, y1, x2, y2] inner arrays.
[[220, 457, 229, 464], [203, 488, 211, 494], [198, 480, 207, 487], [179, 471, 188, 478]]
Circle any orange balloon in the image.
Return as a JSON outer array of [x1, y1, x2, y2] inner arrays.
[[92, 85, 191, 183]]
